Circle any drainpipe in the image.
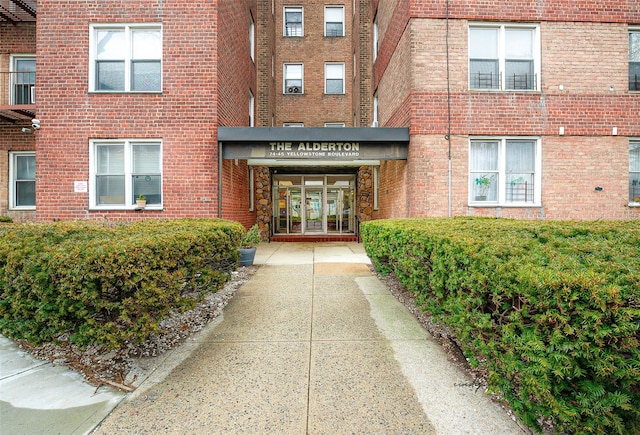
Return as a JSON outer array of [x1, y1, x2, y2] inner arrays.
[[445, 0, 452, 218], [218, 141, 223, 218]]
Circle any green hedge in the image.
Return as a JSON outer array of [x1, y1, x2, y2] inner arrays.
[[0, 219, 244, 348], [361, 218, 640, 434]]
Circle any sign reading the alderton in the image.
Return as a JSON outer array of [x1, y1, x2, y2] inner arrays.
[[268, 142, 360, 158]]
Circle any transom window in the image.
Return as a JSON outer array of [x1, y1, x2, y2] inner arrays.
[[469, 138, 541, 205], [9, 152, 36, 209], [630, 140, 640, 203], [284, 6, 303, 37], [90, 140, 162, 208], [90, 24, 162, 92], [284, 63, 303, 94], [325, 63, 345, 94], [469, 24, 539, 91], [630, 30, 640, 91], [325, 6, 344, 37]]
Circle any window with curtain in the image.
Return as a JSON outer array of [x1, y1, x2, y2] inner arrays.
[[325, 63, 345, 94], [91, 25, 162, 92], [284, 7, 303, 37], [630, 30, 640, 91], [325, 6, 344, 37], [469, 138, 539, 205], [92, 140, 162, 208], [630, 141, 640, 202], [10, 152, 36, 208], [469, 24, 538, 91]]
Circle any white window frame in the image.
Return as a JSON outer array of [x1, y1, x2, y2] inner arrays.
[[10, 54, 36, 104], [8, 151, 36, 210], [468, 137, 541, 206], [468, 23, 540, 92], [630, 139, 640, 204], [249, 15, 255, 62], [630, 27, 640, 92], [325, 62, 345, 94], [284, 63, 304, 94], [324, 6, 345, 37], [283, 123, 304, 127], [373, 16, 379, 62], [284, 6, 303, 37], [249, 90, 255, 127], [89, 23, 162, 93], [89, 139, 163, 210], [372, 92, 379, 126], [324, 122, 345, 127]]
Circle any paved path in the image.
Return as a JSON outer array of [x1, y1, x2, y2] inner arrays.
[[93, 242, 525, 434]]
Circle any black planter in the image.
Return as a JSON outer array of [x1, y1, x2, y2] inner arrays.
[[238, 247, 257, 266]]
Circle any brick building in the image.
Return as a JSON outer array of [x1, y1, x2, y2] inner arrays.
[[1, 1, 639, 238]]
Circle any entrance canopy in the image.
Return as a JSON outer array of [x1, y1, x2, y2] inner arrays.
[[219, 127, 408, 166]]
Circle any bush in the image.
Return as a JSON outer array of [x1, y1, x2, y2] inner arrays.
[[361, 218, 640, 434], [0, 219, 244, 349]]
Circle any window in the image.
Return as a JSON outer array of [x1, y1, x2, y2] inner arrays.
[[9, 152, 35, 209], [284, 7, 303, 37], [325, 6, 344, 37], [284, 63, 303, 94], [324, 122, 345, 127], [11, 56, 36, 104], [250, 15, 255, 62], [325, 63, 345, 94], [90, 24, 162, 92], [249, 91, 254, 127], [373, 92, 379, 126], [469, 24, 539, 91], [283, 123, 304, 127], [373, 16, 379, 62], [90, 140, 162, 208], [469, 138, 540, 205], [630, 140, 640, 203], [630, 30, 640, 91]]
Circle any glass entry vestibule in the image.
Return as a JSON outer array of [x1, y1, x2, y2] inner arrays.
[[274, 174, 355, 235]]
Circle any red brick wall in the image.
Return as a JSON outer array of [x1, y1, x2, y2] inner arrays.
[[275, 0, 355, 126], [373, 2, 640, 221], [410, 0, 640, 24], [34, 1, 221, 221], [0, 22, 37, 220], [219, 0, 257, 228]]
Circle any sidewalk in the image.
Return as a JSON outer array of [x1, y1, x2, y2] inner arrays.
[[1, 242, 526, 434]]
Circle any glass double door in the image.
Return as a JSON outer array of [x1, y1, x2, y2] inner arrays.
[[274, 179, 354, 235]]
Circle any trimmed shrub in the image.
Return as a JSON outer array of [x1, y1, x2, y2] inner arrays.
[[361, 218, 640, 434], [0, 219, 244, 348]]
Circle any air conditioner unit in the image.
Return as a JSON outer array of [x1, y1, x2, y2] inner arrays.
[[287, 86, 301, 94]]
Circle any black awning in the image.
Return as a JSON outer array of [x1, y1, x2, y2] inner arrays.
[[219, 127, 409, 161]]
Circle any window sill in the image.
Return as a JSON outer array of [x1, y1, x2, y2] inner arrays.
[[89, 91, 163, 94], [469, 202, 541, 208], [628, 202, 640, 207], [9, 206, 36, 211], [90, 205, 163, 211], [468, 88, 540, 93]]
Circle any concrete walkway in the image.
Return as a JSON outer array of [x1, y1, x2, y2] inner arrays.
[[1, 242, 527, 434]]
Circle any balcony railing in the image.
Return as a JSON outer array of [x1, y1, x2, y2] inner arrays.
[[631, 74, 640, 92], [0, 71, 36, 105], [470, 72, 537, 91]]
